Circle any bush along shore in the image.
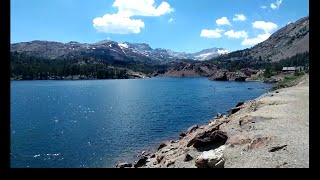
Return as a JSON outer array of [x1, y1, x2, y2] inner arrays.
[[116, 74, 309, 168]]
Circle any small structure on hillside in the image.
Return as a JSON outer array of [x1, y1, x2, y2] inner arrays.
[[282, 67, 296, 72]]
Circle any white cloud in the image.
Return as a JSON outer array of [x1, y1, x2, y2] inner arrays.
[[252, 21, 278, 33], [260, 5, 267, 9], [240, 20, 277, 46], [168, 18, 174, 23], [216, 17, 231, 26], [233, 14, 246, 21], [224, 30, 248, 39], [241, 33, 271, 46], [93, 0, 174, 34], [93, 14, 145, 34], [113, 0, 174, 17], [270, 0, 283, 10], [200, 29, 224, 38]]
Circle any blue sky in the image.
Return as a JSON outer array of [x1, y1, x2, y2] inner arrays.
[[11, 0, 309, 53]]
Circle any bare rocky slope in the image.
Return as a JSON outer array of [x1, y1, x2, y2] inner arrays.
[[248, 16, 309, 62], [153, 62, 218, 77], [118, 75, 309, 168], [154, 62, 259, 82]]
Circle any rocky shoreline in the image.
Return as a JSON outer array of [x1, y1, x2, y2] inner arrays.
[[154, 65, 270, 83], [116, 74, 309, 168]]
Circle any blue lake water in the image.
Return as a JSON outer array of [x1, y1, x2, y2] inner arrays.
[[10, 78, 272, 168]]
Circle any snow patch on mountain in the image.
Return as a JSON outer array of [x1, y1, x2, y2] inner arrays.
[[195, 52, 216, 61], [218, 49, 229, 55], [118, 43, 129, 49]]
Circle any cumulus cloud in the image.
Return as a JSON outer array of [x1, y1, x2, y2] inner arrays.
[[260, 5, 267, 9], [93, 14, 145, 34], [252, 21, 278, 33], [113, 0, 174, 17], [93, 0, 174, 34], [200, 29, 224, 38], [233, 14, 246, 21], [241, 21, 277, 46], [216, 17, 231, 26], [224, 30, 248, 39], [168, 18, 174, 23], [270, 0, 283, 10], [241, 33, 271, 46]]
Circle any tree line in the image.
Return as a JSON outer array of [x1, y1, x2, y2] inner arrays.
[[11, 51, 309, 80], [11, 52, 129, 80]]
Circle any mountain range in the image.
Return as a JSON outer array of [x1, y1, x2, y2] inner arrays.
[[11, 40, 228, 65]]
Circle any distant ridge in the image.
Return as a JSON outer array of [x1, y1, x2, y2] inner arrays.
[[11, 40, 228, 64]]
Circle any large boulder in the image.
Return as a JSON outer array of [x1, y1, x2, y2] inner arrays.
[[134, 156, 148, 168], [187, 129, 228, 149], [195, 145, 226, 168]]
